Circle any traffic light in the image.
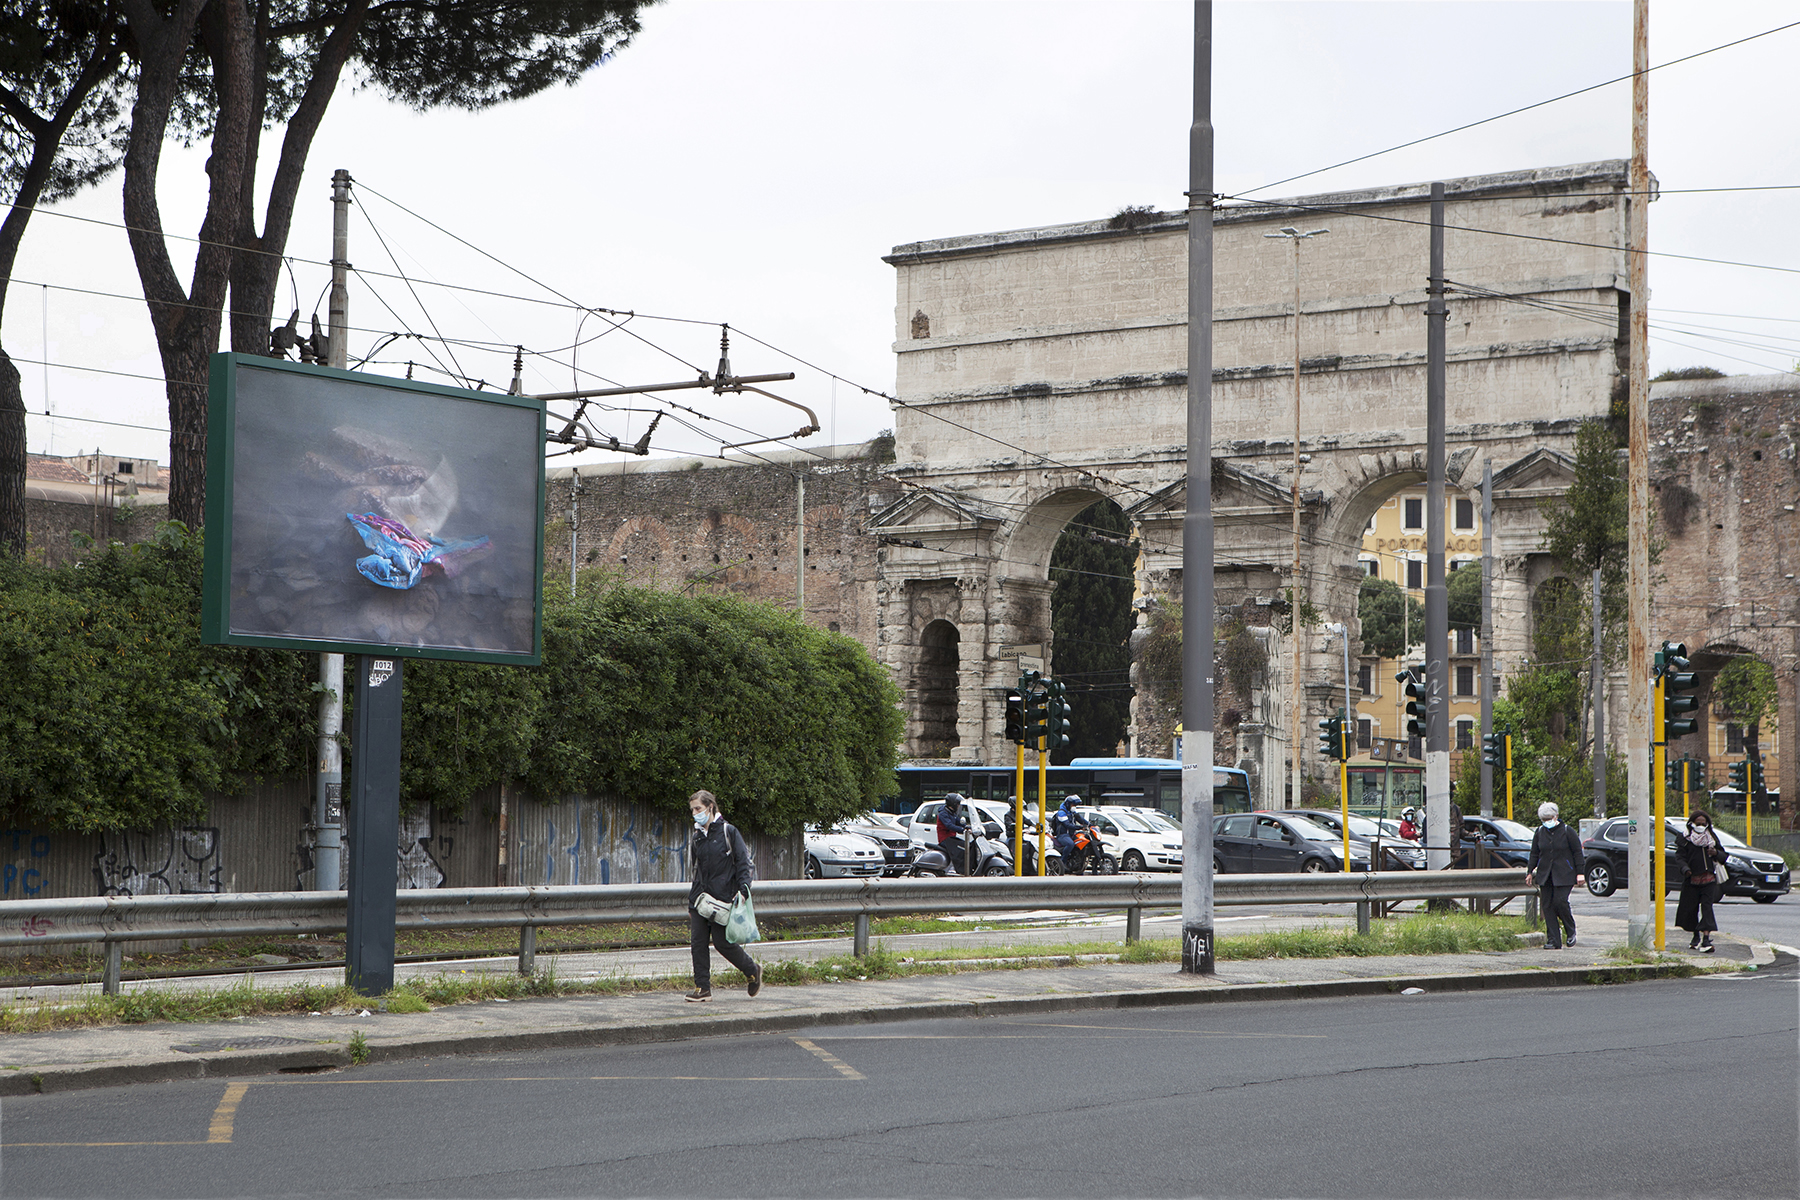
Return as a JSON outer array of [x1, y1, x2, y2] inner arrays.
[[1003, 693, 1024, 745], [1317, 713, 1346, 762], [1022, 688, 1047, 748], [1728, 759, 1749, 793], [1749, 760, 1766, 794], [1659, 641, 1699, 741], [1397, 668, 1427, 740], [1044, 679, 1072, 751], [1481, 727, 1509, 768]]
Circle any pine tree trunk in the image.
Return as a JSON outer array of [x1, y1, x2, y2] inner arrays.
[[0, 350, 24, 557]]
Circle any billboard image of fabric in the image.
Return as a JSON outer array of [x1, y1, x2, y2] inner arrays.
[[201, 354, 544, 664]]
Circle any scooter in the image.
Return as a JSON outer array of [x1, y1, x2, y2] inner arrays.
[[909, 818, 1015, 877]]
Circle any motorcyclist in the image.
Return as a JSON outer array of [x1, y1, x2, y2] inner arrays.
[[1050, 795, 1094, 875], [1398, 806, 1422, 843], [936, 793, 972, 875]]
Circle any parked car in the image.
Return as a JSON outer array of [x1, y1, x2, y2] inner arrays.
[[802, 825, 886, 879], [1089, 806, 1183, 872], [1289, 808, 1424, 870], [1211, 811, 1373, 873], [834, 812, 913, 876], [1583, 816, 1791, 902], [1453, 814, 1535, 868]]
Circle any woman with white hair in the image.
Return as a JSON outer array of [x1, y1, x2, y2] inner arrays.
[[1525, 802, 1586, 950]]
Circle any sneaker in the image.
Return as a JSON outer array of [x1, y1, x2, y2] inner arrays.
[[1700, 939, 1715, 954], [747, 964, 764, 998], [1690, 933, 1702, 949], [1545, 943, 1562, 951], [1566, 936, 1577, 948], [685, 988, 712, 1002]]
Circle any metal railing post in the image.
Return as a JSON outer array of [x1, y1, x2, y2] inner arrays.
[[853, 913, 870, 959], [518, 925, 537, 975], [103, 940, 122, 996], [1356, 901, 1371, 935], [1526, 891, 1540, 928], [1125, 906, 1142, 944]]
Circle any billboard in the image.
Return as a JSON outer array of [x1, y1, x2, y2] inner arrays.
[[201, 354, 544, 664]]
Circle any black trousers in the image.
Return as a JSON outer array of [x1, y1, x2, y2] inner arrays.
[[690, 912, 757, 991], [1539, 882, 1576, 947]]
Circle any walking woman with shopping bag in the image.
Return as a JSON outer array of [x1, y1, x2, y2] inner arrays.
[[686, 790, 763, 1002]]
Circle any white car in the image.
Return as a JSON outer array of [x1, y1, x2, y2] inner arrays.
[[802, 825, 886, 878], [1085, 806, 1184, 872], [904, 798, 1058, 874]]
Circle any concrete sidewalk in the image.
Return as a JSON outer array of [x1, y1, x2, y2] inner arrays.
[[0, 914, 1775, 1098]]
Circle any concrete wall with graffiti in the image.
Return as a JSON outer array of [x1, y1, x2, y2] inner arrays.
[[0, 780, 801, 906]]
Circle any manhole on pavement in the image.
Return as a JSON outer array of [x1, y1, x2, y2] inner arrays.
[[171, 1036, 316, 1054]]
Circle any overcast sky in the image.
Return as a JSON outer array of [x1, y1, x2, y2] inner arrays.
[[11, 0, 1799, 471]]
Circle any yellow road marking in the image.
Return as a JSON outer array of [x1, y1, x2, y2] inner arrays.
[[792, 1037, 865, 1079], [207, 1082, 250, 1144]]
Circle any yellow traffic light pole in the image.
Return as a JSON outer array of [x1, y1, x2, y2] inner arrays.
[[1652, 671, 1667, 951], [1037, 735, 1048, 876], [1013, 740, 1025, 877], [1504, 734, 1514, 821]]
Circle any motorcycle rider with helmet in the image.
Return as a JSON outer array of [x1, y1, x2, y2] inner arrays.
[[1050, 795, 1094, 875], [1398, 806, 1422, 843], [936, 793, 972, 876]]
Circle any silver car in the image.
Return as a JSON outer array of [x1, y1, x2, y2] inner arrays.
[[802, 825, 886, 878]]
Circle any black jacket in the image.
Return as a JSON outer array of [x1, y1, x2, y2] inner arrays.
[[1527, 822, 1583, 887], [689, 817, 754, 903], [1674, 835, 1725, 884]]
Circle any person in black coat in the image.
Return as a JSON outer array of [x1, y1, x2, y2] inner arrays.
[[685, 789, 762, 1002], [1525, 801, 1585, 950], [1674, 810, 1727, 953]]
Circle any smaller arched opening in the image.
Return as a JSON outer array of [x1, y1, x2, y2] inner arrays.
[[913, 619, 961, 756]]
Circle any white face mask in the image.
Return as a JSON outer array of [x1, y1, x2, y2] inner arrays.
[[693, 811, 710, 830], [1542, 817, 1559, 827]]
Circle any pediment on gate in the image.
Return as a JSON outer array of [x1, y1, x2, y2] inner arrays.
[[1491, 448, 1577, 497], [867, 487, 1004, 537], [1125, 462, 1297, 524]]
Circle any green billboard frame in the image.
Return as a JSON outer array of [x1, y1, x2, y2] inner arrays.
[[200, 353, 545, 665]]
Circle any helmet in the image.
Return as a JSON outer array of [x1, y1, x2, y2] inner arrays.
[[942, 792, 964, 810], [1402, 807, 1417, 820], [1061, 795, 1080, 811]]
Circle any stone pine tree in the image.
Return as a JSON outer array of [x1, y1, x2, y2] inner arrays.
[[1356, 575, 1421, 660], [116, 0, 655, 527], [1049, 499, 1136, 763], [0, 1, 132, 556]]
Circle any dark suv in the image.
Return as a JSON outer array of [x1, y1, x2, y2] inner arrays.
[[1582, 816, 1790, 902]]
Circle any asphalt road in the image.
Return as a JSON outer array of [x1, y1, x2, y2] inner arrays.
[[3, 963, 1793, 1199], [1570, 886, 1799, 948]]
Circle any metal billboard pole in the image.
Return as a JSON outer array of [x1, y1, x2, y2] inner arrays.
[[1180, 0, 1216, 975], [1424, 182, 1450, 870], [314, 168, 352, 892]]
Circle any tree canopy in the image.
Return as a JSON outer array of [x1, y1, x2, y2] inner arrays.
[[1447, 561, 1481, 632], [1357, 575, 1422, 660]]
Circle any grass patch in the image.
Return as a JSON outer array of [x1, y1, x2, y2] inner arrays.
[[1209, 913, 1535, 961]]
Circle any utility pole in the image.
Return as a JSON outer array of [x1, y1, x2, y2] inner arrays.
[[1626, 0, 1653, 948], [1424, 182, 1450, 870], [313, 168, 351, 892], [1267, 224, 1328, 809], [1180, 0, 1217, 976], [1593, 566, 1606, 824], [796, 471, 806, 613], [568, 468, 582, 595], [1479, 460, 1494, 817]]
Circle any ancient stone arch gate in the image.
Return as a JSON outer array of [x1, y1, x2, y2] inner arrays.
[[871, 161, 1634, 796]]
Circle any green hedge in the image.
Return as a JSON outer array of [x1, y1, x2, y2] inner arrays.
[[0, 530, 903, 836]]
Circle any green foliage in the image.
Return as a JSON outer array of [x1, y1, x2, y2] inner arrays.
[[0, 536, 902, 836], [1219, 622, 1263, 707], [1538, 419, 1660, 663], [521, 588, 903, 835], [1272, 587, 1324, 636], [1714, 656, 1777, 727], [1452, 675, 1624, 824], [1530, 575, 1591, 665], [0, 530, 313, 832], [1651, 366, 1726, 382], [1049, 500, 1136, 761], [1136, 602, 1182, 700], [1447, 562, 1482, 631], [1357, 575, 1422, 659]]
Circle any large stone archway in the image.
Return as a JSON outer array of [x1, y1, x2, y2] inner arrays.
[[875, 160, 1633, 784]]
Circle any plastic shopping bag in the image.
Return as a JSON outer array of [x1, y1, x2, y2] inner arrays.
[[725, 890, 761, 944]]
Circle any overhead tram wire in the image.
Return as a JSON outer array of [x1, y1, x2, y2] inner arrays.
[[1234, 19, 1800, 197]]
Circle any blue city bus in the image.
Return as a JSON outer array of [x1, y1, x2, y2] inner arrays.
[[890, 759, 1253, 818]]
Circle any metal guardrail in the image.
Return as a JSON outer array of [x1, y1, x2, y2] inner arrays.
[[0, 869, 1531, 994]]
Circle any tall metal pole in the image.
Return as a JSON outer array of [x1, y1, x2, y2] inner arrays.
[[1593, 566, 1607, 823], [1479, 460, 1494, 817], [1625, 0, 1653, 948], [1290, 239, 1303, 812], [1180, 0, 1217, 975], [796, 471, 806, 613], [1424, 182, 1450, 869], [314, 168, 352, 892], [569, 467, 581, 595]]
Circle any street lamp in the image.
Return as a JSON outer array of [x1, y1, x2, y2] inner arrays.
[[1266, 226, 1328, 808]]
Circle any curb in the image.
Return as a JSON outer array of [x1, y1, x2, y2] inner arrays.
[[0, 960, 1697, 1097]]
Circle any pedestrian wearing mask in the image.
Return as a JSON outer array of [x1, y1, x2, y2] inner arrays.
[[685, 790, 762, 1002], [1525, 802, 1585, 950], [1675, 810, 1727, 953]]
